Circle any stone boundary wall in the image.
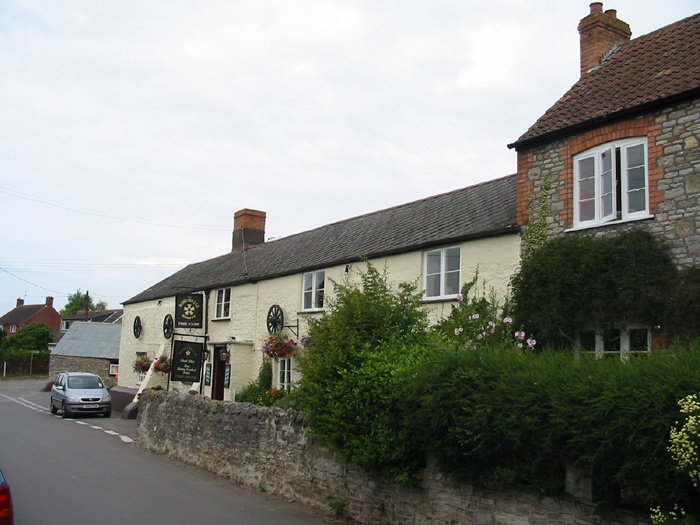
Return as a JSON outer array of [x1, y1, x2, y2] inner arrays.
[[137, 390, 649, 525]]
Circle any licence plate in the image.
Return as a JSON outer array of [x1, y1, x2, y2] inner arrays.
[[83, 404, 99, 409]]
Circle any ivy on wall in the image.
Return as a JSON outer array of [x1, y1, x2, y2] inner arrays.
[[510, 229, 679, 348]]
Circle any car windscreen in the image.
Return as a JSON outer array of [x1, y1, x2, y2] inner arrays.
[[67, 376, 103, 389]]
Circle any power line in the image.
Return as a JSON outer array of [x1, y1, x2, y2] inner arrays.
[[0, 185, 229, 231]]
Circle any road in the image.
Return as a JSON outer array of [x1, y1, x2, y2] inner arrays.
[[0, 379, 331, 525]]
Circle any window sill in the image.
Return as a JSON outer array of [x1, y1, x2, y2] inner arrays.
[[566, 214, 654, 233], [299, 308, 324, 315], [421, 296, 460, 304], [211, 317, 231, 322]]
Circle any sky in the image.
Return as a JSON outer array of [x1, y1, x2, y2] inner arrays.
[[1, 0, 698, 316]]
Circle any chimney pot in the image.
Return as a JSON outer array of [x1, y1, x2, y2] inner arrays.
[[16, 298, 24, 308], [590, 2, 603, 14], [46, 296, 54, 308], [604, 9, 617, 19]]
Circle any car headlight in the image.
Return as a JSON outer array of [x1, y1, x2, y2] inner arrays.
[[102, 394, 111, 402], [67, 396, 79, 402]]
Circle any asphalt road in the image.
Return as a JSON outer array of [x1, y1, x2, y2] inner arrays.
[[0, 379, 331, 525]]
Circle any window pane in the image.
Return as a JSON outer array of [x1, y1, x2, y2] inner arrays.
[[579, 177, 594, 200], [222, 302, 230, 318], [627, 144, 644, 168], [578, 157, 595, 178], [602, 193, 613, 218], [603, 329, 620, 353], [444, 271, 460, 296], [579, 331, 596, 352], [426, 251, 441, 274], [629, 329, 649, 352], [601, 149, 612, 173], [627, 166, 646, 190], [579, 200, 595, 222], [445, 247, 460, 272], [426, 274, 440, 297], [628, 189, 646, 213]]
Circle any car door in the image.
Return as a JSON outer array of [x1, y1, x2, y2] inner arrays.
[[52, 373, 66, 408]]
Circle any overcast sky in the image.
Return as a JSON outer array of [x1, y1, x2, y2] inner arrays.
[[1, 1, 697, 316]]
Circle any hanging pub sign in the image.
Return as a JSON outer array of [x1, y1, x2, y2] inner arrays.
[[171, 341, 203, 383], [175, 293, 204, 328]]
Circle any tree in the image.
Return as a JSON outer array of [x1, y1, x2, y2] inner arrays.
[[60, 289, 107, 316], [0, 323, 52, 362]]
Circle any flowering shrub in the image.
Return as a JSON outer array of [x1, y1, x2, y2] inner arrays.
[[262, 334, 297, 359], [434, 274, 535, 351], [133, 355, 152, 373], [153, 356, 171, 374]]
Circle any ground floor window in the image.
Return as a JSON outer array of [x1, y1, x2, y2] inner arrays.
[[576, 326, 650, 359], [278, 358, 292, 392]]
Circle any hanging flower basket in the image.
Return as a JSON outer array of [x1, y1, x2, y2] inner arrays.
[[153, 356, 171, 374], [133, 356, 153, 373], [262, 334, 297, 359]]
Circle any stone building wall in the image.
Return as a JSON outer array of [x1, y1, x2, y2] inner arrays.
[[137, 390, 648, 525], [517, 96, 700, 268], [49, 355, 117, 386]]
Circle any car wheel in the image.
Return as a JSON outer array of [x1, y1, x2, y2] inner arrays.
[[104, 410, 111, 418], [50, 398, 58, 414], [61, 402, 70, 418]]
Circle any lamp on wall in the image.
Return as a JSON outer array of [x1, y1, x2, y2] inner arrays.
[[220, 350, 230, 363], [203, 349, 211, 362]]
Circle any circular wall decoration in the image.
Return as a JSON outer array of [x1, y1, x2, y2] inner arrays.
[[266, 305, 284, 334], [163, 314, 174, 339], [133, 316, 142, 338]]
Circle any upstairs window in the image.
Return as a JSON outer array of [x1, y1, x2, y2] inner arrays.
[[214, 288, 231, 319], [424, 246, 461, 299], [62, 320, 71, 331], [302, 270, 325, 311], [573, 138, 649, 228]]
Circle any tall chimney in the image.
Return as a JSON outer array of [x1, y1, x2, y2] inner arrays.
[[232, 209, 267, 254], [578, 3, 631, 76], [46, 296, 54, 308], [16, 298, 24, 308]]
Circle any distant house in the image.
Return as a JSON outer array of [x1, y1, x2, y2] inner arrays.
[[49, 322, 121, 386], [61, 309, 123, 332], [0, 297, 61, 341], [508, 4, 700, 356], [119, 176, 521, 401]]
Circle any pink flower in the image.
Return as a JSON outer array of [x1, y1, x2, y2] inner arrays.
[[503, 317, 513, 324], [515, 330, 526, 340], [457, 294, 464, 302], [471, 313, 480, 320], [527, 338, 537, 348]]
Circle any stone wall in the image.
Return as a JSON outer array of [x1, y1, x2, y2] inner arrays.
[[137, 390, 649, 525], [49, 355, 117, 387]]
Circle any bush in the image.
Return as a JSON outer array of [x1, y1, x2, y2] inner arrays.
[[295, 262, 430, 479], [236, 362, 274, 405]]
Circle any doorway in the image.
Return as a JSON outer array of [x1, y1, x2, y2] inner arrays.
[[211, 345, 228, 401]]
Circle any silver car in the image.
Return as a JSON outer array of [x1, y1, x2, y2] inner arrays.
[[50, 371, 112, 418]]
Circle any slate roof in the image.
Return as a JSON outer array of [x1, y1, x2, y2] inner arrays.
[[51, 322, 121, 360], [125, 174, 518, 305], [0, 304, 46, 325], [63, 309, 123, 324], [510, 12, 700, 150]]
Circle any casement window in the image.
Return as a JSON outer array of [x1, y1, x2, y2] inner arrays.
[[573, 138, 649, 228], [424, 246, 461, 299], [278, 357, 292, 392], [10, 325, 17, 333], [302, 270, 325, 311], [576, 326, 650, 359], [109, 364, 119, 376], [62, 320, 71, 331], [214, 288, 231, 319]]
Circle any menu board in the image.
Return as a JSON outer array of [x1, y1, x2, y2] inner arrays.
[[170, 341, 203, 383]]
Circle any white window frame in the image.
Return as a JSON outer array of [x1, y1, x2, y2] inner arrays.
[[278, 357, 292, 392], [10, 324, 17, 333], [109, 364, 119, 376], [61, 320, 71, 331], [576, 325, 651, 360], [424, 246, 461, 299], [214, 287, 231, 320], [573, 138, 650, 229], [302, 270, 325, 311]]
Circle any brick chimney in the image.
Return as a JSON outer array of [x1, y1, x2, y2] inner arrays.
[[16, 298, 24, 307], [232, 209, 266, 254], [45, 296, 54, 308], [578, 3, 631, 76]]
